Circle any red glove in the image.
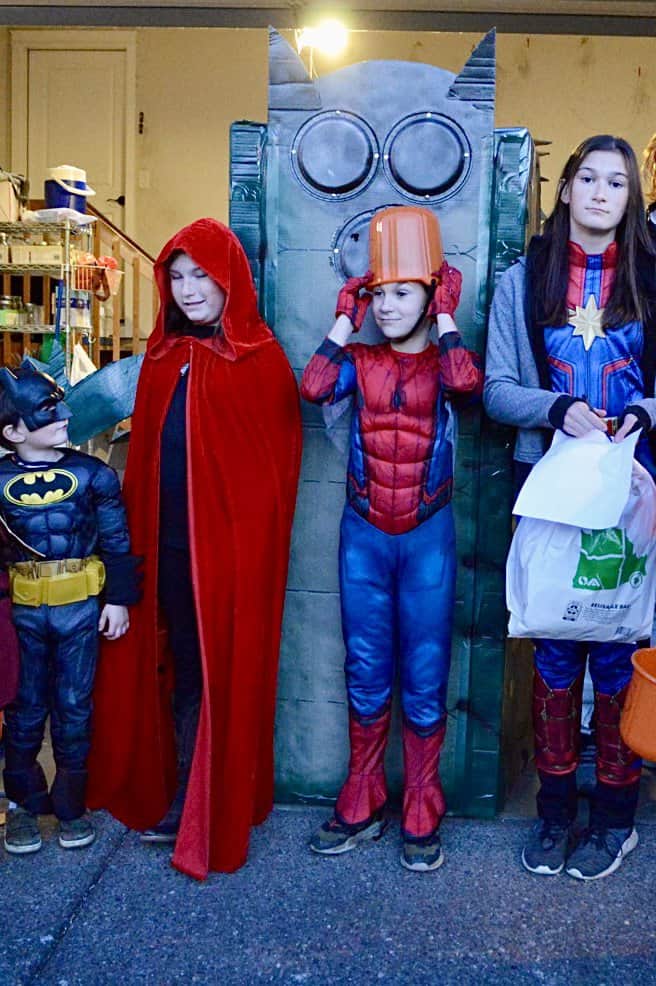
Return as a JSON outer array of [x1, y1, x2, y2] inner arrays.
[[428, 261, 462, 318], [335, 271, 373, 332]]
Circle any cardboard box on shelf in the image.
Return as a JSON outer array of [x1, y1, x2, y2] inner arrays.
[[0, 177, 20, 222], [9, 244, 31, 264], [30, 244, 64, 265]]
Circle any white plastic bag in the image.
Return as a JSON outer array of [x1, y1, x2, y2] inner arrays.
[[69, 342, 97, 387], [513, 429, 639, 529], [507, 460, 656, 642]]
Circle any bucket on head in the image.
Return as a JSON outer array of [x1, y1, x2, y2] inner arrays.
[[367, 206, 444, 289], [44, 165, 96, 214], [620, 647, 656, 760]]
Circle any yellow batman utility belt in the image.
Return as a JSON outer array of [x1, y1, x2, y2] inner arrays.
[[9, 556, 105, 607]]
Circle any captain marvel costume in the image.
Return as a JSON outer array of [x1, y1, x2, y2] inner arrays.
[[529, 238, 649, 836], [301, 206, 483, 864], [485, 169, 656, 879], [87, 218, 302, 879]]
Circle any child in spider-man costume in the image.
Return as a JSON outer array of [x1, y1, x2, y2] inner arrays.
[[301, 206, 482, 871]]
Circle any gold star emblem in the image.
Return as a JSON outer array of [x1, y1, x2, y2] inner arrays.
[[569, 295, 606, 351]]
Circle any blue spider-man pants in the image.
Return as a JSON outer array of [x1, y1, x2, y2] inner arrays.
[[339, 503, 456, 732]]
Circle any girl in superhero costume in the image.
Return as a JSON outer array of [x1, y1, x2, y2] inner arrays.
[[301, 206, 483, 872], [88, 218, 302, 879], [0, 364, 139, 854], [485, 134, 656, 881]]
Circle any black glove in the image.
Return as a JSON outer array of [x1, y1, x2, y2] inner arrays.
[[620, 404, 651, 436]]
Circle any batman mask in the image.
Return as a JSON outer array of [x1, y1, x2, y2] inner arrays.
[[0, 364, 72, 431]]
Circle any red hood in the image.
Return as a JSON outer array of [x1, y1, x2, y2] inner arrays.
[[150, 217, 273, 361]]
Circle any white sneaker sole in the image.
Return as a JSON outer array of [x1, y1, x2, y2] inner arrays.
[[400, 848, 445, 872], [4, 836, 42, 855], [566, 828, 639, 881], [58, 831, 96, 849], [521, 849, 564, 876], [140, 831, 177, 845]]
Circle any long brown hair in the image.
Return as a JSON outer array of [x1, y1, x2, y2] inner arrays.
[[537, 135, 652, 328]]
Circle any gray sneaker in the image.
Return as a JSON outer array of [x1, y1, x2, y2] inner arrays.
[[4, 807, 41, 855], [565, 826, 638, 881], [522, 819, 573, 875], [58, 814, 96, 849], [310, 812, 388, 855], [400, 832, 444, 872]]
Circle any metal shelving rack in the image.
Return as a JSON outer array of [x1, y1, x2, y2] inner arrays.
[[0, 220, 94, 371]]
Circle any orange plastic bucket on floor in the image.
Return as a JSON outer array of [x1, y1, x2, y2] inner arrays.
[[620, 647, 656, 759]]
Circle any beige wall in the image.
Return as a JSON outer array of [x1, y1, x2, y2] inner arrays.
[[135, 28, 268, 254], [135, 28, 656, 254], [2, 26, 656, 253]]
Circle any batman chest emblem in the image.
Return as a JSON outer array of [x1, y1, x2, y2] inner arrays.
[[3, 469, 79, 507]]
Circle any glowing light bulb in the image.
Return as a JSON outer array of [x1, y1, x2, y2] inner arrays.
[[296, 20, 348, 57]]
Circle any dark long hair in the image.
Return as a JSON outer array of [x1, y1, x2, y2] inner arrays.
[[536, 134, 652, 328]]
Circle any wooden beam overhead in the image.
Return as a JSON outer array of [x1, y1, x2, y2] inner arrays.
[[0, 0, 655, 33]]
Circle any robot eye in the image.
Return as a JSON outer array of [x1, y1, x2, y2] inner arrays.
[[383, 113, 471, 201], [291, 111, 379, 200]]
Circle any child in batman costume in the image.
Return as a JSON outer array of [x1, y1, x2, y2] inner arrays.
[[485, 135, 656, 880], [301, 206, 483, 871], [0, 364, 139, 854], [88, 218, 302, 879]]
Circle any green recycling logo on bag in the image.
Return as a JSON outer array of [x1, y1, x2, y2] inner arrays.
[[573, 528, 646, 591]]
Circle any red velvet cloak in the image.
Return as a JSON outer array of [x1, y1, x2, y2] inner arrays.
[[88, 218, 302, 878]]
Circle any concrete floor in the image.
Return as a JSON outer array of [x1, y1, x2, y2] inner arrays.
[[2, 735, 656, 985]]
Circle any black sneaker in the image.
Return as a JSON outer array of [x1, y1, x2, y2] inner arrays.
[[400, 832, 444, 872], [4, 807, 41, 855], [565, 826, 638, 881], [58, 814, 96, 849], [140, 821, 178, 845], [522, 819, 572, 875], [309, 812, 387, 855]]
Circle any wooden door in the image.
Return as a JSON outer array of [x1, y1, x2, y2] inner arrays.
[[28, 50, 126, 228], [11, 31, 136, 234]]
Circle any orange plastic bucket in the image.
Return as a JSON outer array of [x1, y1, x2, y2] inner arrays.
[[620, 647, 656, 759], [367, 206, 444, 288]]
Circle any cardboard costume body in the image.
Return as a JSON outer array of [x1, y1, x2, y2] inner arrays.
[[88, 218, 302, 879]]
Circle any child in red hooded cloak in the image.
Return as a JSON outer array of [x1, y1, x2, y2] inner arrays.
[[88, 218, 302, 879]]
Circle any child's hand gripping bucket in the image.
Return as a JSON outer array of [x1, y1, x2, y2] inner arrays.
[[620, 647, 656, 760], [44, 165, 95, 213]]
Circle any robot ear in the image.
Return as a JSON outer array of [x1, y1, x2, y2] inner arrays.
[[268, 27, 322, 111], [448, 28, 496, 104]]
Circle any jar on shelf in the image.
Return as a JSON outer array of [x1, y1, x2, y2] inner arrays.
[[0, 296, 22, 329]]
